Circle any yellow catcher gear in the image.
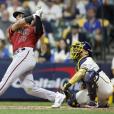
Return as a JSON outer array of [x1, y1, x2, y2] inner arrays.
[[70, 41, 83, 60], [70, 41, 92, 60]]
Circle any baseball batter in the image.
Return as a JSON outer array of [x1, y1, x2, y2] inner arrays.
[[0, 8, 65, 108], [63, 41, 113, 108]]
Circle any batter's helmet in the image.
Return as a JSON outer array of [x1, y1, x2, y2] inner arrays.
[[13, 9, 25, 18]]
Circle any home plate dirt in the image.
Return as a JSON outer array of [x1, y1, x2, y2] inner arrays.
[[0, 106, 51, 110], [0, 105, 114, 112]]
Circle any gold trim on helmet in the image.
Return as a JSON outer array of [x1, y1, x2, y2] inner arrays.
[[70, 41, 83, 60]]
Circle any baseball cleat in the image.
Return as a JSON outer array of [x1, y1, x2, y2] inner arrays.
[[97, 103, 109, 108], [52, 92, 66, 108], [87, 100, 97, 106]]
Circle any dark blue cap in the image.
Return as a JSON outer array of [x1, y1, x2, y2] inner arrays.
[[86, 3, 96, 11]]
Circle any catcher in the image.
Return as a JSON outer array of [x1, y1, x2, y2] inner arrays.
[[63, 41, 113, 108]]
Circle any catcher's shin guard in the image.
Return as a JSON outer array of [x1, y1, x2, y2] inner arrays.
[[65, 90, 78, 107], [84, 70, 99, 102]]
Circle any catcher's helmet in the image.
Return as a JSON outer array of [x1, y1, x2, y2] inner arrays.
[[70, 41, 92, 60], [82, 41, 92, 56], [13, 9, 25, 18]]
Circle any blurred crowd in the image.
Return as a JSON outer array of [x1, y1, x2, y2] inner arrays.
[[0, 0, 114, 64]]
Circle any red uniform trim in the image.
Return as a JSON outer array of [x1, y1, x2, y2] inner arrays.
[[0, 51, 30, 92]]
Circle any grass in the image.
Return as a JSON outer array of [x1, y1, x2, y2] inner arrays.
[[0, 108, 114, 114], [0, 101, 113, 114], [0, 109, 113, 114]]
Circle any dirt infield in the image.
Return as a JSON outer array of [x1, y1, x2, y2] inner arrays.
[[0, 105, 114, 112], [0, 106, 51, 110]]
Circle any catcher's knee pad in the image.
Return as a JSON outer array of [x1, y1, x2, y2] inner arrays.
[[21, 79, 34, 94]]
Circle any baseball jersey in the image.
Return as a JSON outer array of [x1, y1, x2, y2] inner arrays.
[[77, 56, 99, 72], [8, 25, 41, 52], [77, 56, 110, 82]]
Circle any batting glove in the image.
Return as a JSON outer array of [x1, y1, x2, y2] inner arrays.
[[33, 7, 43, 18]]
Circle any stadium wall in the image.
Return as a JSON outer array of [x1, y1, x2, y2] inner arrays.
[[0, 59, 113, 103]]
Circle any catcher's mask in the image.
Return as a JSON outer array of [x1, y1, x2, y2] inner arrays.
[[70, 41, 92, 60]]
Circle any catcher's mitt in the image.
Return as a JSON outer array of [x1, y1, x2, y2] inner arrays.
[[59, 88, 78, 107]]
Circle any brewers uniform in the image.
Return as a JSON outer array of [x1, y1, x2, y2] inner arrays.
[[75, 56, 113, 105], [63, 41, 113, 107]]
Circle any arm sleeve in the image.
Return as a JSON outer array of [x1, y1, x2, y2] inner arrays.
[[34, 16, 43, 38], [69, 68, 87, 85]]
